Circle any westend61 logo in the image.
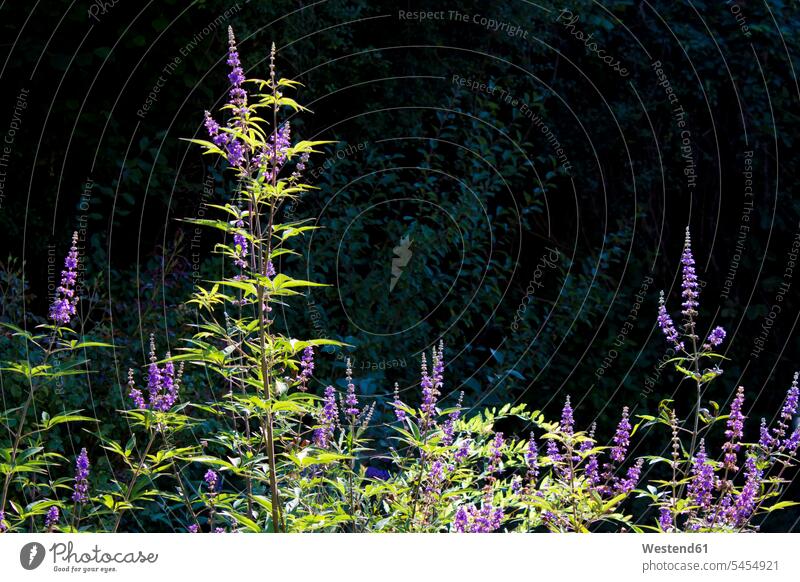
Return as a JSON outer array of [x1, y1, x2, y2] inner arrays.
[[19, 541, 158, 573]]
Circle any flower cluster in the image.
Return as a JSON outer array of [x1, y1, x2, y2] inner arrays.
[[49, 231, 80, 326], [128, 335, 183, 412], [72, 448, 90, 503]]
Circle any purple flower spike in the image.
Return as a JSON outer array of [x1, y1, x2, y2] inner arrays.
[[611, 407, 631, 463], [344, 359, 359, 417], [659, 507, 673, 532], [226, 27, 247, 107], [45, 506, 60, 528], [204, 469, 219, 497], [233, 218, 249, 269], [188, 524, 199, 533], [72, 448, 90, 503], [733, 454, 761, 527], [657, 291, 683, 351], [560, 396, 574, 436], [704, 326, 726, 350], [687, 441, 714, 510], [525, 432, 539, 482], [419, 352, 438, 425], [488, 432, 504, 475], [392, 383, 406, 421], [49, 231, 80, 326], [314, 385, 337, 448], [0, 510, 6, 533], [680, 227, 700, 322], [723, 386, 745, 470], [780, 373, 799, 424], [454, 439, 470, 463], [615, 458, 643, 494], [296, 346, 314, 392]]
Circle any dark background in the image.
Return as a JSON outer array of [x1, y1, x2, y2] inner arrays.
[[1, 0, 798, 530]]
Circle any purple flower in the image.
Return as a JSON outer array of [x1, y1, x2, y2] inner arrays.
[[204, 111, 229, 148], [226, 139, 245, 167], [314, 385, 337, 447], [72, 448, 90, 503], [204, 469, 219, 497], [454, 439, 471, 463], [454, 497, 504, 533], [130, 335, 182, 412], [260, 122, 292, 182], [733, 454, 761, 527], [546, 439, 562, 465], [759, 418, 775, 452], [365, 467, 390, 480], [296, 346, 314, 392], [704, 326, 726, 349], [611, 407, 631, 463], [784, 427, 800, 452], [524, 433, 539, 482], [560, 396, 574, 435], [419, 352, 438, 426], [780, 373, 799, 425], [659, 507, 673, 532], [45, 506, 60, 528], [680, 227, 700, 321], [453, 506, 468, 532], [687, 441, 714, 510], [488, 432, 504, 475], [344, 360, 359, 417], [0, 510, 6, 532], [49, 231, 80, 326], [723, 386, 745, 470], [614, 458, 643, 494], [188, 524, 199, 533], [441, 391, 463, 446], [392, 383, 407, 421], [585, 456, 599, 485], [233, 218, 249, 269], [657, 291, 683, 351], [226, 27, 247, 107]]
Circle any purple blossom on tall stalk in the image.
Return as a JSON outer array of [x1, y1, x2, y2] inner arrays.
[[560, 396, 574, 435], [45, 506, 60, 528], [49, 231, 80, 326], [611, 407, 631, 463], [680, 227, 700, 324], [704, 326, 726, 350], [72, 448, 90, 503], [546, 439, 562, 465], [733, 454, 761, 527], [758, 418, 774, 452], [204, 111, 229, 148], [343, 359, 359, 417], [129, 335, 182, 411], [188, 524, 199, 533], [204, 469, 219, 497], [615, 459, 643, 494], [314, 385, 337, 447], [657, 291, 683, 351], [454, 439, 470, 463], [487, 432, 504, 475], [260, 122, 292, 182], [779, 373, 799, 427], [585, 456, 599, 485], [226, 27, 247, 108], [392, 383, 406, 421], [0, 510, 6, 532], [687, 441, 714, 510], [578, 422, 596, 454], [419, 353, 438, 425], [296, 346, 314, 392], [233, 218, 249, 269], [723, 386, 745, 470], [659, 507, 673, 532], [524, 433, 539, 482], [454, 497, 504, 533], [441, 391, 463, 446]]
